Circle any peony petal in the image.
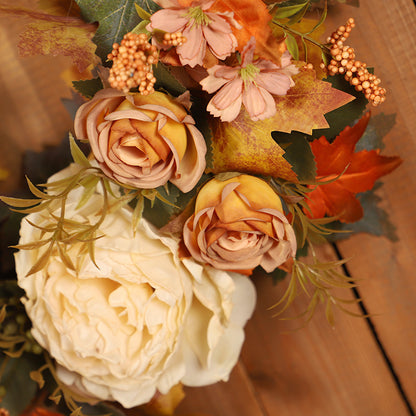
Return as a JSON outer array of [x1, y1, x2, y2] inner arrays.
[[200, 66, 234, 94], [149, 9, 188, 33], [133, 92, 188, 122], [180, 269, 255, 386], [158, 118, 188, 161], [203, 14, 236, 60], [177, 25, 206, 67], [170, 123, 207, 192], [242, 84, 276, 121], [256, 71, 292, 96], [240, 37, 256, 66], [207, 94, 242, 122], [211, 78, 243, 110]]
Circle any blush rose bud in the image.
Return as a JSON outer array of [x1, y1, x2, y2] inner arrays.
[[74, 89, 206, 192], [183, 174, 297, 273]]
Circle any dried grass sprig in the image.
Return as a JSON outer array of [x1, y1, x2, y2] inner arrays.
[[270, 178, 350, 248], [270, 243, 362, 325]]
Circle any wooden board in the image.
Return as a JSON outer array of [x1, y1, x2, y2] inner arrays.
[[178, 246, 410, 416], [334, 0, 416, 410], [1, 1, 416, 416]]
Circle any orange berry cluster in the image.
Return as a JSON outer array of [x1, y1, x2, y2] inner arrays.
[[163, 31, 187, 47], [326, 18, 386, 106], [107, 32, 158, 95]]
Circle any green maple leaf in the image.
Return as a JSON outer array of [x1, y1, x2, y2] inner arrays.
[[76, 0, 159, 63]]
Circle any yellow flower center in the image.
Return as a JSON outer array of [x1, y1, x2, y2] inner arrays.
[[239, 64, 260, 85], [186, 6, 211, 26]]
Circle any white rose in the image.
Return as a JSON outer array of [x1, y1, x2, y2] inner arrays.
[[15, 164, 256, 408]]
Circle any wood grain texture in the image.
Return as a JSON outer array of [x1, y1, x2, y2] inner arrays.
[[333, 0, 416, 410], [1, 1, 415, 416], [178, 246, 410, 416], [0, 17, 73, 194]]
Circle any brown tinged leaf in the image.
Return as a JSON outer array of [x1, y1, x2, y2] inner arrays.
[[29, 370, 46, 389], [0, 3, 99, 72], [273, 66, 355, 134], [208, 112, 298, 182]]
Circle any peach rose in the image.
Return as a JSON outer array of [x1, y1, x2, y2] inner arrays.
[[183, 175, 297, 272], [74, 89, 206, 192]]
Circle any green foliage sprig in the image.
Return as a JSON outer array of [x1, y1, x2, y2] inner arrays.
[[271, 0, 329, 63]]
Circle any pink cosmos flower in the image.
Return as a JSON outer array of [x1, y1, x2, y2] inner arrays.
[[147, 0, 239, 67], [200, 38, 299, 122]]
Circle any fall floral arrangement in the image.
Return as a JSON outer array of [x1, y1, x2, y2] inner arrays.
[[0, 0, 402, 415]]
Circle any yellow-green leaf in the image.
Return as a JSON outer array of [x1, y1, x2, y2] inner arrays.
[[69, 133, 90, 167], [273, 66, 355, 134], [209, 111, 298, 182], [135, 4, 151, 20], [25, 243, 54, 276], [0, 196, 41, 208], [18, 16, 98, 73]]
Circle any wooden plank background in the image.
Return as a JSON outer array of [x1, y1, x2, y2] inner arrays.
[[0, 1, 415, 415]]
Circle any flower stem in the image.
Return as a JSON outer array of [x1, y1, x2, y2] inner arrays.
[[272, 20, 331, 54]]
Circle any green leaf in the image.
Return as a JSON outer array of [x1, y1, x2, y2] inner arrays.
[[75, 0, 160, 63], [304, 0, 327, 35], [1, 355, 43, 416], [131, 19, 150, 35], [132, 196, 144, 233], [135, 3, 151, 20], [286, 1, 309, 25], [24, 136, 75, 185], [142, 185, 180, 228], [273, 1, 310, 20], [272, 131, 316, 182], [25, 243, 54, 276], [190, 97, 213, 170], [310, 74, 368, 141], [356, 113, 396, 152], [284, 32, 299, 60], [153, 63, 187, 97], [69, 133, 90, 167], [0, 208, 26, 277], [255, 266, 288, 285], [72, 78, 103, 99]]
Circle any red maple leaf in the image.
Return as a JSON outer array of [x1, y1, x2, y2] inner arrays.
[[306, 112, 402, 223]]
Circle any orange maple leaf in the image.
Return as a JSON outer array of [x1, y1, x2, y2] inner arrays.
[[306, 112, 402, 223], [210, 0, 286, 65]]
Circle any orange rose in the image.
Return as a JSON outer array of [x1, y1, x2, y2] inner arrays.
[[183, 175, 296, 272], [74, 89, 206, 192]]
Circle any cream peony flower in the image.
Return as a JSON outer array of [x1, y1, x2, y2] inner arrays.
[[15, 164, 256, 408]]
